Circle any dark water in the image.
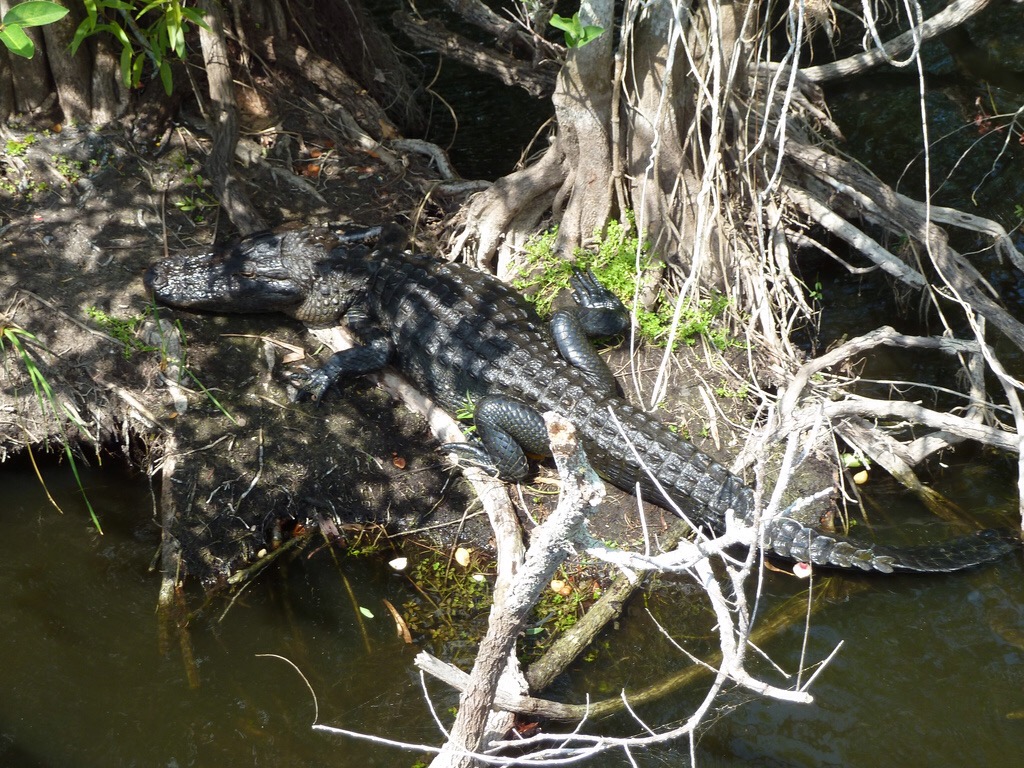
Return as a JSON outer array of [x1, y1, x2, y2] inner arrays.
[[3, 457, 1022, 766], [0, 460, 450, 767]]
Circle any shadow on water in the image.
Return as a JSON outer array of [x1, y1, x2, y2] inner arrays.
[[4, 455, 1022, 767], [0, 458, 455, 768]]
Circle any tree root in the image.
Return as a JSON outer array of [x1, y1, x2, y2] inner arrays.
[[448, 145, 564, 272], [263, 38, 400, 142]]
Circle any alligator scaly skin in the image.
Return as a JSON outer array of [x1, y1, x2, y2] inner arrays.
[[144, 227, 1019, 574]]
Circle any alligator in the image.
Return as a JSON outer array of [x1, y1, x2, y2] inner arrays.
[[144, 225, 1019, 573]]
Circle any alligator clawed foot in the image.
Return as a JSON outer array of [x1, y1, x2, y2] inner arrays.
[[570, 268, 626, 313], [285, 366, 333, 403]]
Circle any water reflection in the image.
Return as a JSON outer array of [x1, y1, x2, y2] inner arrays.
[[2, 458, 1022, 768], [0, 460, 443, 768]]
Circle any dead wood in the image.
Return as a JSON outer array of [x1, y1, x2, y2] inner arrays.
[[801, 0, 995, 83], [392, 13, 557, 99], [428, 415, 604, 766], [524, 517, 697, 692]]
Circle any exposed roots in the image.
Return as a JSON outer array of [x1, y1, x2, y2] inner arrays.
[[441, 0, 1024, 531]]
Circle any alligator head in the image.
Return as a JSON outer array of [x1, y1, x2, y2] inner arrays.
[[145, 228, 371, 325]]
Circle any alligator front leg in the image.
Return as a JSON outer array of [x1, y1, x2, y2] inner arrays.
[[551, 269, 629, 396], [448, 396, 549, 480], [289, 306, 392, 401]]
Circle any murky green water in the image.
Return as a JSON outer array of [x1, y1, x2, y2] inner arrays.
[[3, 456, 1022, 767], [0, 459, 451, 767]]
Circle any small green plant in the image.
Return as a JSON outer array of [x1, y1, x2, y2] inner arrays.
[[400, 552, 494, 662], [520, 572, 601, 661], [0, 324, 102, 532], [516, 214, 741, 350], [86, 307, 159, 359], [714, 381, 749, 400], [175, 193, 217, 219], [0, 1, 68, 58], [70, 0, 210, 95], [5, 133, 37, 157], [52, 154, 87, 185], [808, 278, 824, 303], [172, 159, 217, 221], [550, 12, 604, 48], [454, 392, 478, 433]]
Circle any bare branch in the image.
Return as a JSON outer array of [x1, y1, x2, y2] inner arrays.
[[801, 0, 996, 83]]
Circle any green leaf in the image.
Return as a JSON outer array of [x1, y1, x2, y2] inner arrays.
[[137, 1, 166, 16], [180, 6, 210, 31], [169, 0, 184, 56], [130, 51, 144, 87], [549, 13, 578, 35], [158, 59, 173, 95], [358, 606, 375, 619], [0, 24, 35, 58], [549, 12, 604, 49], [2, 1, 69, 28], [70, 18, 92, 56], [106, 20, 131, 49], [579, 25, 604, 45], [119, 44, 132, 86]]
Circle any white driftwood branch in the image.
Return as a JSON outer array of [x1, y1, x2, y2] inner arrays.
[[800, 0, 995, 83]]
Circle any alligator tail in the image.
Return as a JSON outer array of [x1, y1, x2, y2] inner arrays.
[[766, 517, 1020, 574]]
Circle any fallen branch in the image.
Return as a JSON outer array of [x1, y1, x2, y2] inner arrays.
[[393, 13, 557, 98], [778, 325, 981, 417], [785, 141, 1024, 351], [792, 396, 1017, 453], [800, 0, 995, 83], [429, 414, 604, 767]]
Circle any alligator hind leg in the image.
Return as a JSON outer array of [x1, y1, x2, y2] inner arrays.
[[551, 269, 629, 396], [447, 396, 549, 480]]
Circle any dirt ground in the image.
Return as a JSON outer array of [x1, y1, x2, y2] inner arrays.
[[0, 108, 807, 588]]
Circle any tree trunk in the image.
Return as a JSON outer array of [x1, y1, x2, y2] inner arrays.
[[550, 0, 616, 252], [40, 0, 92, 124], [0, 43, 15, 123], [197, 0, 265, 234], [1, 0, 52, 114]]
